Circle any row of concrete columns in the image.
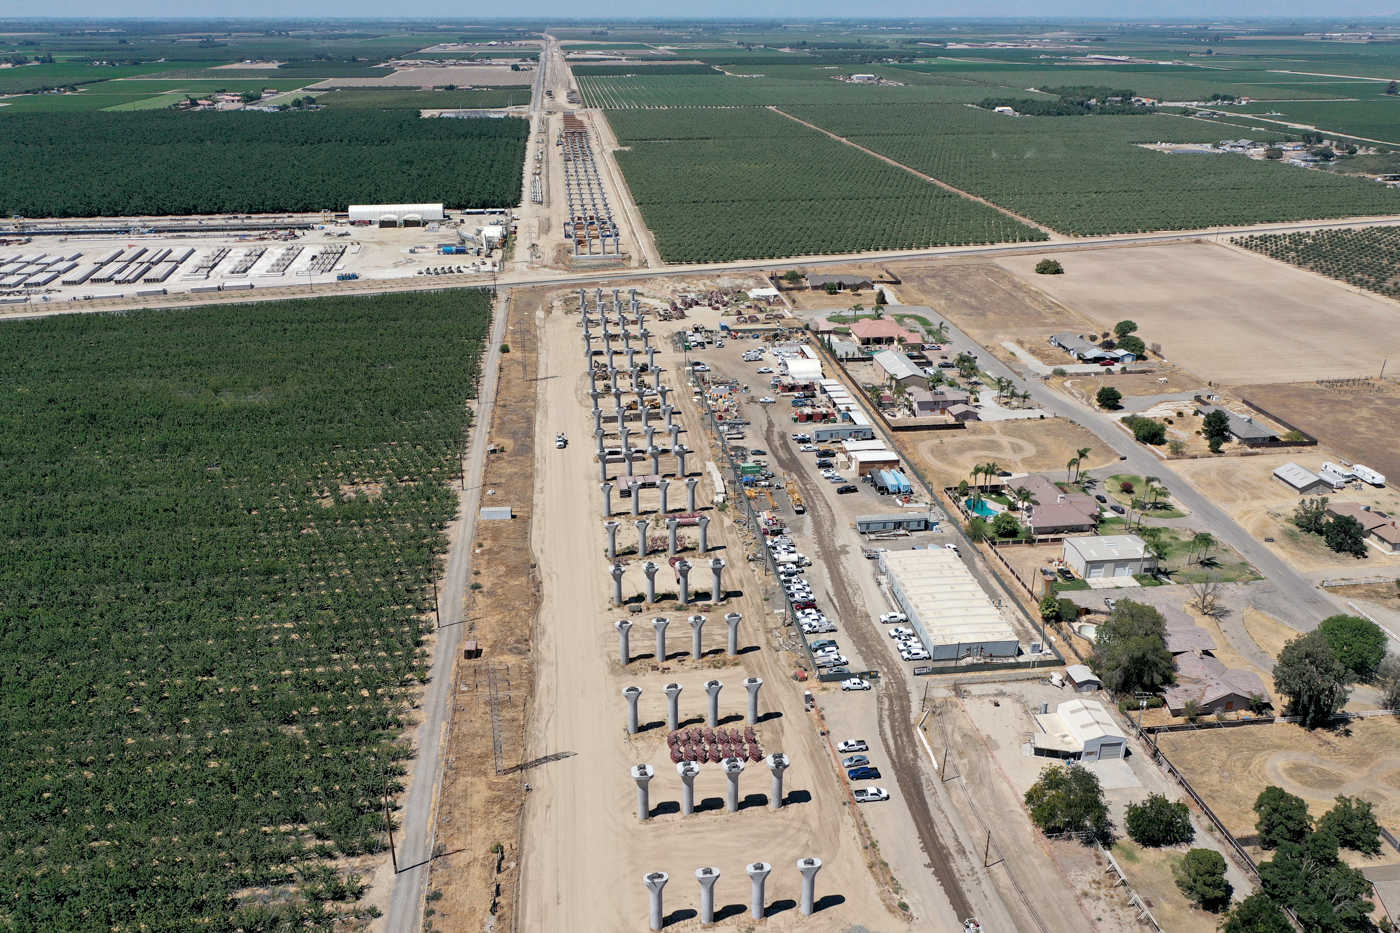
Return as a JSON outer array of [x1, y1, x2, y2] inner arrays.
[[596, 440, 688, 485], [601, 513, 709, 557], [616, 612, 741, 666], [599, 475, 697, 518], [609, 557, 724, 607], [642, 857, 822, 929], [621, 675, 762, 732], [631, 752, 788, 818]]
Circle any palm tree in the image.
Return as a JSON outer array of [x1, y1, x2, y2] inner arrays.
[[984, 461, 1000, 492], [1191, 532, 1216, 565], [1066, 457, 1080, 482], [1073, 447, 1092, 482], [1012, 485, 1038, 512], [926, 371, 945, 392]]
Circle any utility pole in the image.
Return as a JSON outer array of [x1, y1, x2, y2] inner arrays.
[[381, 764, 398, 873], [432, 577, 440, 626]]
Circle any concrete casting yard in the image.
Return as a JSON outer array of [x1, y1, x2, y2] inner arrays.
[[997, 242, 1400, 385]]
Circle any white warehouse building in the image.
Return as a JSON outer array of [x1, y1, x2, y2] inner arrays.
[[879, 548, 1019, 661], [1062, 535, 1155, 581], [1032, 698, 1127, 761], [348, 203, 445, 227]]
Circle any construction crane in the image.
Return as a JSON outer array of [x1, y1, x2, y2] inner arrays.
[[784, 477, 805, 514]]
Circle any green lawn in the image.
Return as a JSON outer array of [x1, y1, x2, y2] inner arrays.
[[1104, 473, 1186, 519]]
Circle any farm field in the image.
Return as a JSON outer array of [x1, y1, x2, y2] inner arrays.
[[604, 108, 1045, 262], [0, 290, 492, 930], [1241, 98, 1400, 145], [1156, 718, 1400, 841], [0, 60, 227, 95], [1238, 381, 1400, 484], [1234, 226, 1400, 300], [782, 104, 1400, 235], [906, 417, 1118, 491], [316, 88, 530, 109], [0, 110, 528, 216], [578, 74, 1002, 108], [995, 242, 1400, 383]]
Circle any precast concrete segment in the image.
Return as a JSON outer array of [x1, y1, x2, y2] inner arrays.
[[746, 862, 770, 920], [797, 858, 822, 916], [631, 764, 654, 820], [744, 677, 762, 725], [652, 615, 669, 661], [723, 756, 746, 813], [689, 614, 706, 660], [726, 613, 742, 657], [678, 760, 700, 815], [766, 753, 789, 810], [664, 682, 683, 732], [615, 619, 633, 665], [643, 872, 668, 932], [696, 867, 720, 925], [705, 679, 723, 728], [623, 686, 642, 735]]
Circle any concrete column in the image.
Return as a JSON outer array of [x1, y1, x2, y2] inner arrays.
[[709, 557, 725, 603], [686, 476, 698, 510], [626, 346, 636, 370], [589, 388, 602, 407], [678, 761, 701, 816], [640, 403, 650, 430], [664, 682, 683, 731], [666, 518, 679, 556], [677, 446, 689, 479], [659, 384, 671, 406], [644, 872, 668, 932], [658, 478, 669, 515], [705, 679, 723, 728], [620, 424, 631, 451], [616, 619, 633, 665], [647, 345, 657, 368], [584, 341, 594, 363], [632, 764, 654, 819], [630, 482, 642, 517], [676, 560, 691, 604], [690, 614, 706, 660], [725, 613, 742, 657], [723, 757, 746, 812], [625, 446, 635, 478], [652, 615, 669, 660], [636, 518, 649, 556], [599, 456, 608, 483], [595, 426, 606, 455], [696, 867, 720, 924], [767, 753, 789, 809], [623, 330, 632, 351], [669, 423, 680, 450], [698, 515, 710, 553], [644, 563, 660, 605], [650, 446, 662, 476], [635, 386, 647, 412], [746, 863, 770, 920], [797, 858, 822, 916], [624, 687, 642, 735], [605, 520, 619, 559], [744, 677, 763, 725], [611, 564, 626, 607], [645, 424, 657, 450], [610, 368, 619, 392], [663, 403, 674, 426], [601, 482, 614, 518], [587, 367, 597, 391]]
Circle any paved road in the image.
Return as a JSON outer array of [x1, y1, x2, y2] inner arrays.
[[383, 289, 513, 932], [931, 317, 1341, 626]]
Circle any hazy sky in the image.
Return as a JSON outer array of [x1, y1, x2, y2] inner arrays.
[[4, 1, 1400, 21]]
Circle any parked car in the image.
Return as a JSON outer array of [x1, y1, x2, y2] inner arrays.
[[800, 444, 817, 452], [854, 787, 890, 802], [841, 678, 872, 691], [1057, 567, 1075, 581], [888, 626, 915, 639], [900, 648, 931, 662], [827, 475, 847, 484], [837, 485, 859, 494], [938, 361, 955, 368], [758, 397, 776, 404], [944, 543, 960, 554], [1105, 597, 1117, 611], [847, 766, 882, 780], [841, 754, 870, 768], [837, 739, 868, 753], [817, 449, 835, 458], [1095, 494, 1108, 503], [879, 612, 908, 624], [756, 367, 773, 374], [791, 433, 811, 442], [817, 654, 849, 669], [815, 459, 833, 469], [810, 639, 838, 651], [997, 470, 1012, 477], [1110, 504, 1126, 515]]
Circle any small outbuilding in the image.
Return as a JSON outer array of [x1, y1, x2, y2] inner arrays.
[[856, 514, 931, 534], [1062, 535, 1154, 580], [1273, 462, 1330, 495], [1032, 698, 1126, 761], [349, 203, 445, 227], [1064, 664, 1101, 693]]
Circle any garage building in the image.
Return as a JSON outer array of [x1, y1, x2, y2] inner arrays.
[[1062, 535, 1154, 581], [1273, 462, 1332, 495], [879, 548, 1018, 661], [1033, 698, 1127, 761]]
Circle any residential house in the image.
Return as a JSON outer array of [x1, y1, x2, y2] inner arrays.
[[1018, 474, 1100, 535], [848, 318, 920, 347], [945, 403, 981, 423], [1325, 502, 1400, 553], [1165, 652, 1271, 715], [907, 386, 972, 416], [873, 349, 927, 387], [807, 272, 873, 291], [1050, 332, 1110, 362], [1194, 403, 1280, 447]]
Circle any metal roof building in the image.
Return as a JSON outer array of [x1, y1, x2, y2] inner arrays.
[[1032, 698, 1127, 761], [1273, 462, 1330, 495], [878, 548, 1018, 661], [348, 203, 445, 227], [872, 349, 926, 385]]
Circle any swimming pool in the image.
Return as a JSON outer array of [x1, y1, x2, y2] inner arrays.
[[968, 500, 998, 517]]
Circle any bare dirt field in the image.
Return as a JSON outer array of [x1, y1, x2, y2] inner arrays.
[[889, 260, 1100, 366], [1238, 380, 1400, 484], [1167, 452, 1400, 575], [1330, 581, 1400, 612], [996, 243, 1400, 384], [907, 417, 1119, 490], [1156, 718, 1400, 844]]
